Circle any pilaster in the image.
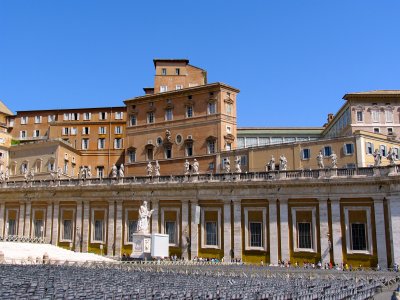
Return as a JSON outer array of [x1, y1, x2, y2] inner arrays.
[[45, 202, 52, 243], [268, 199, 279, 265], [181, 200, 189, 260], [387, 196, 400, 266], [51, 201, 59, 245], [190, 200, 199, 259], [74, 201, 83, 252], [330, 198, 343, 264], [233, 199, 242, 260], [107, 200, 115, 256], [81, 200, 90, 252], [279, 198, 290, 262], [151, 199, 159, 234], [24, 200, 31, 237], [373, 197, 387, 268], [223, 199, 232, 261], [114, 200, 123, 257], [0, 202, 4, 237], [319, 199, 331, 265], [17, 202, 25, 236]]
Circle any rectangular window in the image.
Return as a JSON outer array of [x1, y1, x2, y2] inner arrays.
[[99, 112, 107, 120], [82, 127, 90, 135], [394, 148, 399, 159], [226, 103, 232, 115], [33, 130, 40, 138], [62, 127, 69, 135], [165, 146, 172, 159], [147, 148, 154, 161], [208, 102, 216, 115], [344, 143, 354, 155], [64, 161, 68, 174], [302, 148, 311, 160], [82, 139, 89, 150], [97, 166, 104, 178], [186, 106, 193, 118], [205, 221, 218, 246], [207, 140, 215, 154], [226, 143, 232, 151], [372, 110, 379, 123], [240, 155, 247, 166], [385, 110, 394, 123], [70, 127, 77, 135], [69, 113, 79, 121], [160, 85, 168, 93], [165, 108, 173, 121], [366, 142, 374, 155], [356, 111, 363, 122], [21, 116, 28, 125], [128, 150, 136, 163], [165, 221, 176, 244], [176, 85, 183, 90], [246, 137, 258, 147], [130, 115, 137, 126], [380, 145, 387, 157], [114, 138, 122, 149], [249, 222, 262, 247], [351, 223, 367, 251], [34, 116, 42, 124], [63, 113, 69, 121], [94, 219, 104, 242], [185, 143, 193, 157], [298, 222, 312, 249], [48, 115, 56, 122], [161, 68, 167, 75], [83, 112, 91, 120], [374, 128, 380, 134], [98, 127, 106, 134], [128, 220, 138, 242], [7, 219, 16, 236], [98, 138, 105, 149], [34, 219, 44, 238], [63, 220, 72, 241], [175, 68, 180, 75], [323, 146, 332, 157], [388, 128, 393, 135], [147, 112, 155, 124], [115, 126, 122, 134], [115, 112, 123, 120]]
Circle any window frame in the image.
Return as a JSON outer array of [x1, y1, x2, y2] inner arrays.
[[301, 148, 311, 160], [60, 208, 75, 243], [291, 207, 317, 253], [201, 207, 221, 249], [244, 207, 267, 251], [91, 208, 107, 244], [147, 112, 155, 124], [344, 207, 372, 255]]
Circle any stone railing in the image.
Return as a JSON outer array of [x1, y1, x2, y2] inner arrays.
[[0, 235, 46, 243], [0, 166, 399, 189]]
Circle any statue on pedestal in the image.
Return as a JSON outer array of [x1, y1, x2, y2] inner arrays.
[[137, 201, 154, 234], [146, 161, 153, 176], [317, 151, 324, 169], [373, 149, 382, 167], [234, 156, 241, 173], [87, 166, 92, 178], [224, 158, 231, 173], [118, 164, 125, 178], [330, 151, 338, 168], [154, 161, 160, 176], [111, 164, 117, 178], [165, 129, 171, 142], [279, 155, 288, 171], [184, 159, 190, 175], [268, 155, 276, 171], [387, 148, 397, 166], [192, 159, 199, 174], [57, 167, 62, 179]]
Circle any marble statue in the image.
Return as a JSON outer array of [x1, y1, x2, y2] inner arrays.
[[224, 158, 231, 173], [118, 164, 125, 178], [137, 200, 154, 234], [154, 161, 160, 176], [373, 149, 382, 167], [23, 168, 29, 181], [387, 148, 397, 166], [192, 159, 199, 174], [165, 129, 171, 142], [27, 169, 35, 181], [57, 167, 62, 179], [5, 167, 9, 182], [111, 164, 118, 178], [146, 161, 153, 176], [0, 170, 4, 183], [184, 159, 190, 175], [268, 155, 276, 171], [330, 151, 337, 168], [87, 166, 92, 178], [234, 156, 241, 173], [279, 155, 287, 171], [317, 151, 324, 169], [79, 166, 86, 179]]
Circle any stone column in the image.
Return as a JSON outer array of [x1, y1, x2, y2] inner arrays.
[[45, 202, 52, 243], [181, 201, 189, 260], [107, 200, 115, 256], [0, 202, 4, 237], [51, 201, 59, 245], [233, 199, 242, 260], [74, 201, 83, 252], [223, 199, 232, 261], [373, 198, 388, 268], [151, 199, 159, 234], [114, 200, 123, 257], [18, 202, 25, 236], [190, 200, 199, 259], [330, 198, 343, 265], [269, 199, 279, 265], [81, 200, 90, 252], [319, 199, 331, 265], [279, 198, 290, 262], [24, 200, 31, 237]]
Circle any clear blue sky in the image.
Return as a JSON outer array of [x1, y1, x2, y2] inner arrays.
[[1, 1, 399, 127]]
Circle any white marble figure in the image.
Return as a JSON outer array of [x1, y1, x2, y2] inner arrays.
[[111, 164, 118, 178], [118, 164, 125, 178], [330, 151, 337, 168], [146, 161, 153, 176], [234, 156, 241, 173], [154, 161, 160, 176], [184, 159, 190, 175], [317, 151, 324, 169], [268, 155, 276, 171], [87, 166, 92, 178], [279, 155, 288, 171], [165, 129, 171, 142], [373, 149, 382, 167], [5, 167, 9, 182], [192, 159, 199, 174], [224, 158, 231, 173], [0, 170, 4, 183], [57, 167, 62, 179], [387, 148, 397, 166], [23, 168, 29, 181], [79, 166, 86, 179], [27, 169, 35, 181], [137, 200, 154, 234]]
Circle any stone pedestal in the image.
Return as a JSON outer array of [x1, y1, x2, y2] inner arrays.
[[131, 233, 152, 259]]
